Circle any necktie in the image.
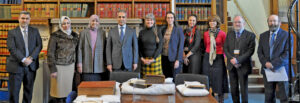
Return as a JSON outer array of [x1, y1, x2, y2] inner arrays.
[[23, 30, 29, 57], [236, 32, 241, 38], [269, 33, 276, 59], [120, 26, 124, 42]]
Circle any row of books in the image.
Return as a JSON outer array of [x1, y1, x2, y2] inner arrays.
[[24, 0, 94, 1], [0, 81, 8, 88], [0, 48, 9, 56], [60, 3, 89, 18], [0, 23, 19, 38], [0, 57, 6, 64], [97, 3, 132, 18], [176, 7, 211, 21], [134, 3, 170, 18], [180, 25, 208, 36], [176, 0, 211, 3], [24, 4, 58, 18], [0, 72, 9, 88], [0, 5, 23, 19], [0, 40, 6, 48], [0, 65, 7, 72], [0, 0, 21, 4]]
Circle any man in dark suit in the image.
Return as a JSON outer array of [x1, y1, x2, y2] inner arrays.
[[6, 11, 42, 103], [224, 16, 256, 103], [257, 14, 293, 103], [106, 10, 138, 72]]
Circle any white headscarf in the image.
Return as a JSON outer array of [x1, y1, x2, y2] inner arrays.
[[59, 16, 72, 35]]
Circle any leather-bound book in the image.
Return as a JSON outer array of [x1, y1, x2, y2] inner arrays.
[[78, 81, 115, 96], [145, 74, 165, 84]]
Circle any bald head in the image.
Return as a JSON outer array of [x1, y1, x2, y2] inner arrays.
[[267, 15, 281, 32]]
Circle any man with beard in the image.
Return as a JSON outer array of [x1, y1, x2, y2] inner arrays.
[[257, 14, 293, 103], [224, 15, 256, 103]]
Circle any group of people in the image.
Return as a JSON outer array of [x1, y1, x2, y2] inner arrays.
[[6, 10, 293, 103]]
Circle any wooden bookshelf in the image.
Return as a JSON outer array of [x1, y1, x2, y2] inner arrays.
[[175, 0, 227, 32], [175, 3, 211, 6]]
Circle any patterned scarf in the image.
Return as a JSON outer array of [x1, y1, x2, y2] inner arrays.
[[208, 28, 220, 65], [184, 26, 197, 44]]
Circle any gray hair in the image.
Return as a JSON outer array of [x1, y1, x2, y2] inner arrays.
[[144, 13, 159, 43]]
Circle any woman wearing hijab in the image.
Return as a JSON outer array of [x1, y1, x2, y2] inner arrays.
[[77, 15, 107, 81], [138, 13, 163, 77], [202, 15, 228, 103], [47, 16, 79, 103], [182, 14, 201, 74]]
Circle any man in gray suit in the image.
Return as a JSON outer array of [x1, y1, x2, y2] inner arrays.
[[224, 16, 256, 103], [106, 10, 138, 72], [6, 11, 42, 103], [258, 14, 293, 103]]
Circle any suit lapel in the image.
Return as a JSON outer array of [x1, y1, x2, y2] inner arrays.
[[28, 27, 33, 50], [122, 27, 129, 44], [86, 30, 92, 48], [16, 27, 26, 51], [272, 29, 282, 50], [95, 29, 102, 49]]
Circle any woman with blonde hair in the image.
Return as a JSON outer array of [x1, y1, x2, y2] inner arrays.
[[138, 13, 163, 77]]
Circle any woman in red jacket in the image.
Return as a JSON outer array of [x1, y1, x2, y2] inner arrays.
[[202, 15, 228, 103]]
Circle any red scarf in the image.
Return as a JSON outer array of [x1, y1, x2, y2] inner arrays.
[[185, 26, 196, 44]]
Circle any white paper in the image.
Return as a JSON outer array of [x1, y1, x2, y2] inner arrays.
[[264, 66, 288, 82]]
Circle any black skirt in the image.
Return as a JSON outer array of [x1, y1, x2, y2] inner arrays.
[[202, 53, 229, 94]]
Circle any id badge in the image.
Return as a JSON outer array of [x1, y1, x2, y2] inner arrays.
[[234, 50, 240, 55]]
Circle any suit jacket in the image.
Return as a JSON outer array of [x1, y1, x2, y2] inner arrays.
[[161, 26, 184, 62], [257, 28, 293, 75], [6, 26, 42, 73], [106, 26, 138, 71], [224, 29, 256, 74], [77, 28, 106, 73]]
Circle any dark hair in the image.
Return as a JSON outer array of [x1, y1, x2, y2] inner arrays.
[[188, 14, 198, 21], [165, 11, 179, 27], [20, 11, 30, 17], [207, 15, 221, 28]]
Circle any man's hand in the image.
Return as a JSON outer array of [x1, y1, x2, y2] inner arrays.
[[77, 63, 82, 73], [230, 58, 237, 65], [133, 64, 137, 71], [184, 58, 189, 65], [107, 65, 112, 72], [23, 57, 33, 66], [174, 60, 179, 69], [265, 62, 274, 69], [51, 72, 57, 78]]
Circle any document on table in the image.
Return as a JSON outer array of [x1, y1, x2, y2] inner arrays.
[[264, 66, 288, 82]]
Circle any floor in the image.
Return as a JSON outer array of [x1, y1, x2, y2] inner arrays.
[[224, 93, 280, 103]]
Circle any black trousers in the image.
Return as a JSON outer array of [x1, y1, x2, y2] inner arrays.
[[9, 67, 36, 103], [229, 67, 249, 103], [81, 72, 109, 81], [161, 56, 182, 79], [263, 73, 289, 103]]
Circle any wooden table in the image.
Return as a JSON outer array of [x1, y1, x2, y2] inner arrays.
[[121, 91, 218, 103]]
